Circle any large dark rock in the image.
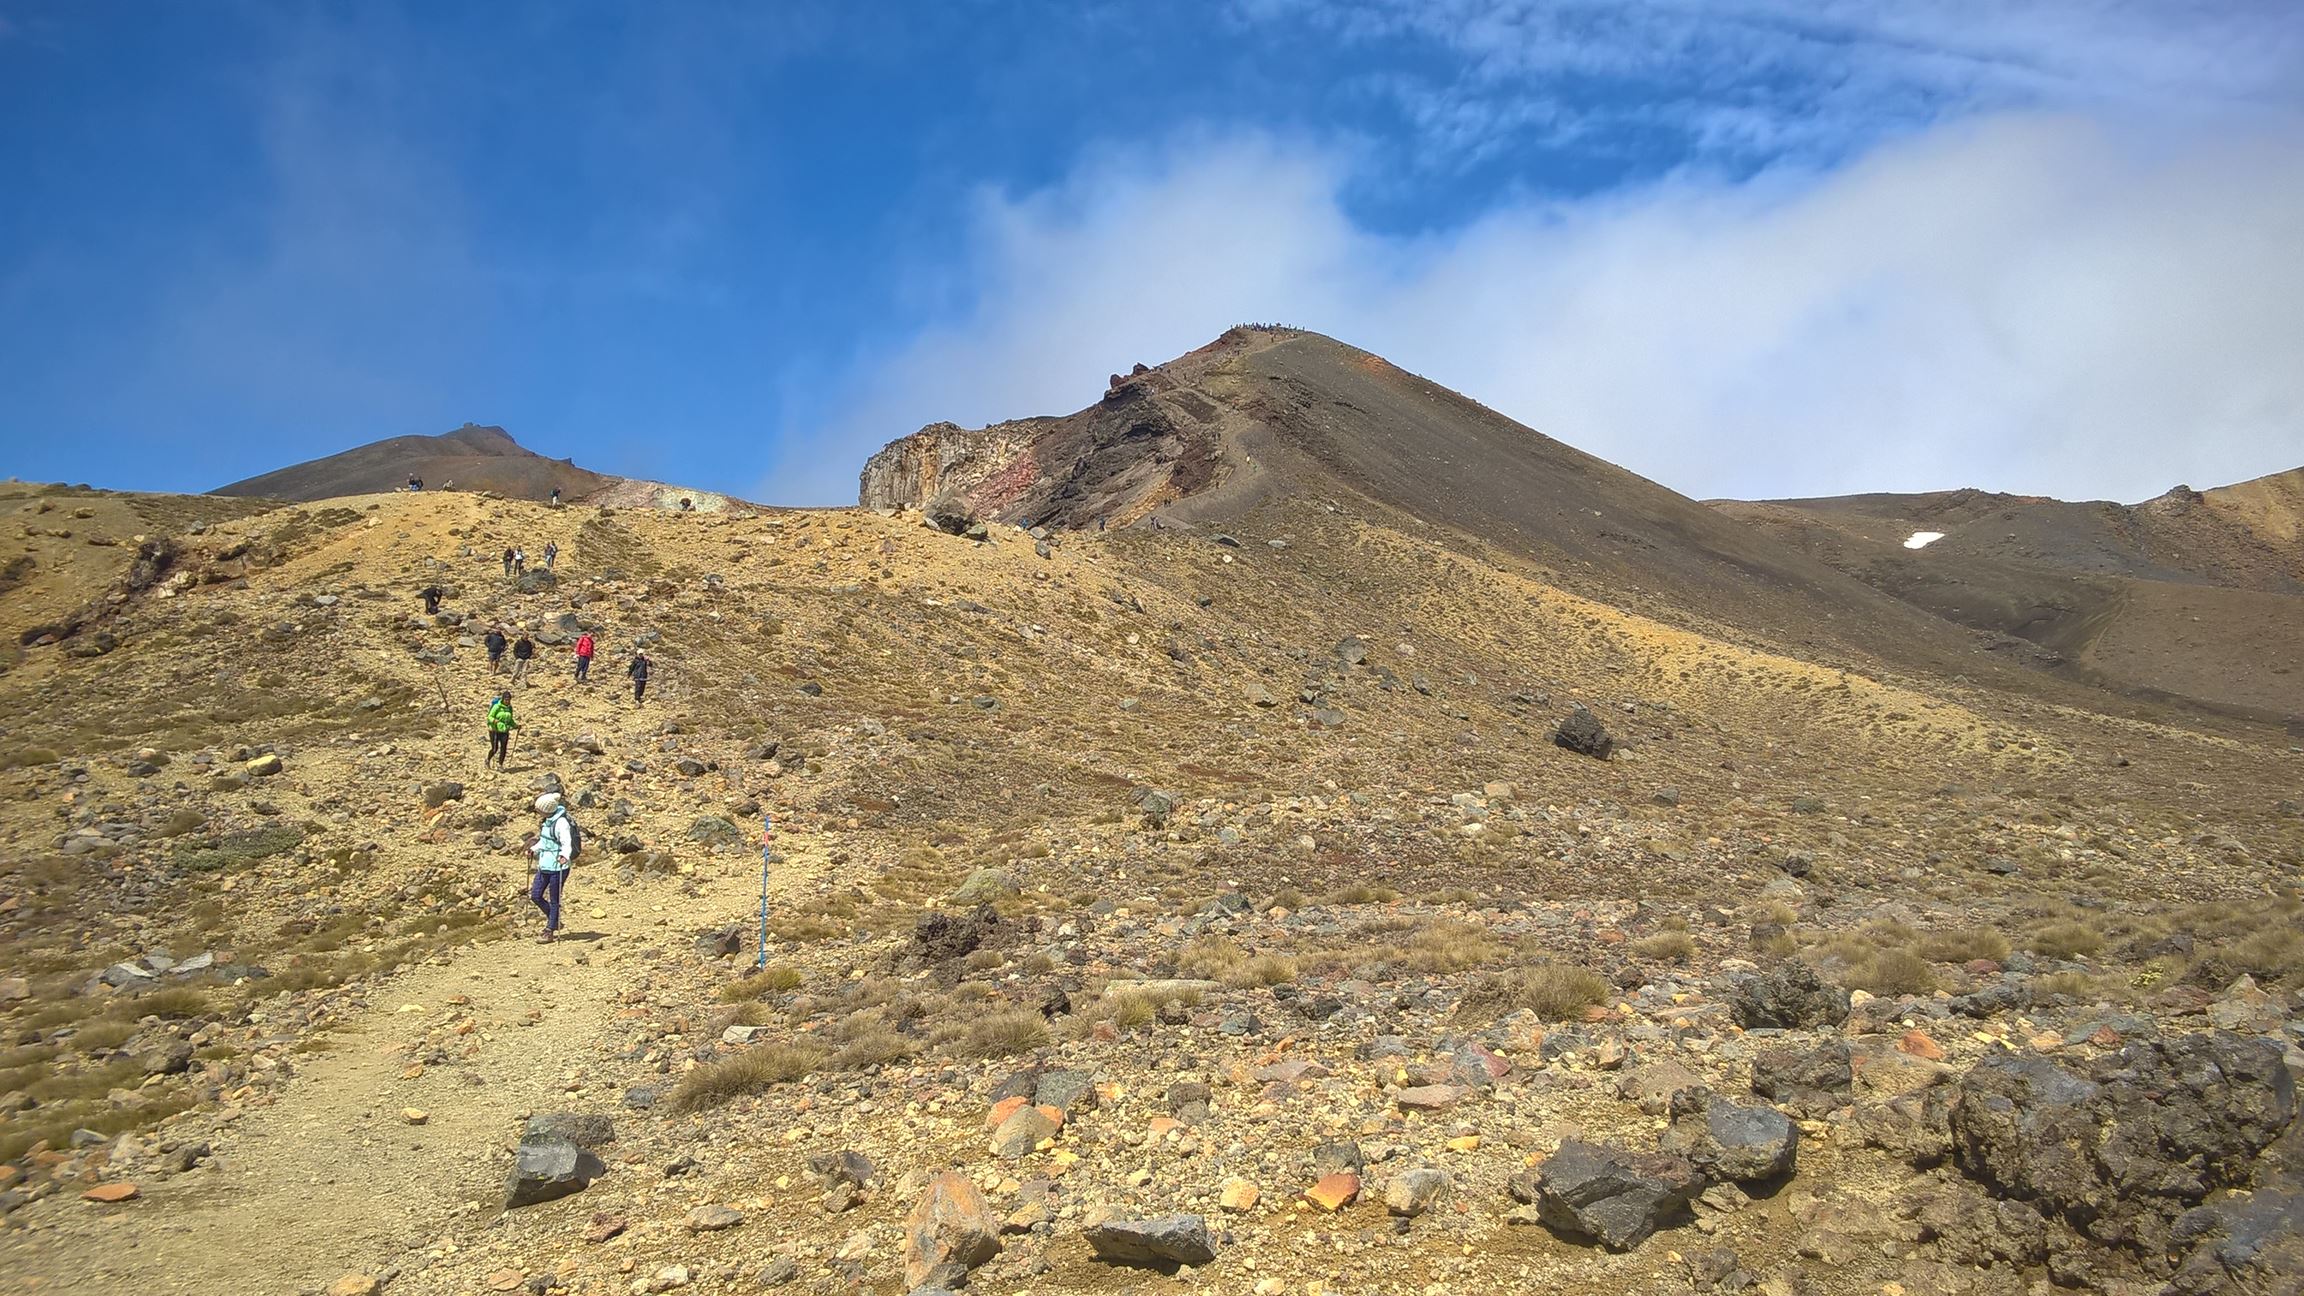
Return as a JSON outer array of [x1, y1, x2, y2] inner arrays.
[[1751, 1038, 1853, 1117], [1730, 962, 1851, 1030], [1943, 1032, 2299, 1279], [1083, 1213, 1219, 1268], [902, 904, 1001, 969], [1663, 1095, 1798, 1184], [1531, 1140, 1702, 1250], [2166, 1169, 2304, 1295], [1552, 705, 1616, 759], [505, 1136, 605, 1208]]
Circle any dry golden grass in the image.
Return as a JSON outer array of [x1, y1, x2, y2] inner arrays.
[[1631, 931, 1696, 963], [1850, 948, 1937, 996], [829, 1024, 917, 1071], [718, 965, 803, 1002], [1457, 964, 1610, 1021], [953, 1009, 1049, 1059], [669, 1042, 825, 1112], [1916, 926, 2010, 964], [2027, 921, 2105, 959]]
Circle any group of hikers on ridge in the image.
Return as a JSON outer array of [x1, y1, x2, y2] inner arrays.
[[480, 622, 650, 700], [501, 542, 559, 578]]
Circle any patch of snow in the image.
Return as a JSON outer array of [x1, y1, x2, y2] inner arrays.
[[1903, 531, 1946, 550]]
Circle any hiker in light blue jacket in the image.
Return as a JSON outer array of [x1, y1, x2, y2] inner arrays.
[[527, 793, 575, 942]]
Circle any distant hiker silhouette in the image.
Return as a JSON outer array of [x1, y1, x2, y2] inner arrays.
[[420, 585, 442, 615], [484, 624, 508, 673], [510, 632, 535, 682], [629, 650, 651, 705]]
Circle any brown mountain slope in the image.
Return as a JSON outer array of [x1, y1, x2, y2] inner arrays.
[[1715, 465, 2304, 723], [215, 424, 615, 503], [861, 327, 2035, 686]]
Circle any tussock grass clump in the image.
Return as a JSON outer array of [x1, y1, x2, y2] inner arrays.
[[954, 1010, 1048, 1059], [718, 965, 803, 1002], [1457, 964, 1611, 1021], [1394, 920, 1511, 973], [2228, 927, 2304, 985], [1851, 949, 1937, 996], [1916, 927, 2010, 964], [129, 987, 212, 1020], [670, 1043, 824, 1113], [2027, 921, 2104, 960], [1226, 954, 1298, 988], [1631, 932, 1696, 963], [829, 1025, 917, 1071], [1176, 935, 1247, 981], [1319, 883, 1400, 907]]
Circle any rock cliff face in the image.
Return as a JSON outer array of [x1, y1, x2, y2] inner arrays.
[[858, 422, 1039, 516], [856, 368, 1226, 530]]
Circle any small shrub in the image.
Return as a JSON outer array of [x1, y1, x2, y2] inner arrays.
[[669, 1043, 824, 1112], [1631, 932, 1696, 963], [955, 1010, 1048, 1059], [174, 825, 305, 874]]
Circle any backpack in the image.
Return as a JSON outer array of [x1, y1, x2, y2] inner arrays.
[[560, 811, 583, 862]]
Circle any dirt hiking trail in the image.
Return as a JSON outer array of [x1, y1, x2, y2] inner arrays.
[[6, 846, 823, 1296]]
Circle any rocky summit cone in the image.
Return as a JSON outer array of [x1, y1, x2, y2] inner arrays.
[[0, 329, 2299, 1296]]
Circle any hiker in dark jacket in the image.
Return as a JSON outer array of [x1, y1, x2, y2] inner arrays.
[[420, 585, 442, 615], [484, 624, 508, 673], [510, 632, 536, 682], [502, 547, 515, 577], [629, 650, 651, 705], [485, 692, 516, 768], [512, 547, 527, 577], [542, 541, 558, 570]]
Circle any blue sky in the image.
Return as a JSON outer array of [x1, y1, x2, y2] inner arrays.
[[3, 1, 2300, 505]]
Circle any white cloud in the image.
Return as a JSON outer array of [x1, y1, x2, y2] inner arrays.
[[785, 112, 2304, 507]]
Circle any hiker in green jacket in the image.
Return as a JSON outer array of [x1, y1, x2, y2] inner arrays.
[[485, 692, 517, 769]]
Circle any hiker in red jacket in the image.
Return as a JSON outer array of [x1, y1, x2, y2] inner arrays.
[[573, 632, 595, 683]]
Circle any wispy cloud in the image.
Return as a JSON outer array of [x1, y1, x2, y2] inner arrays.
[[1234, 0, 2304, 172], [787, 112, 2304, 507]]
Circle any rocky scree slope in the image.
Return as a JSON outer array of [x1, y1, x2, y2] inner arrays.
[[0, 480, 2298, 1293]]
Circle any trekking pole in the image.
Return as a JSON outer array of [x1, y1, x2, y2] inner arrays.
[[755, 813, 775, 969]]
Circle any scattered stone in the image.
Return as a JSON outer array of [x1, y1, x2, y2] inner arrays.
[[1662, 1096, 1799, 1183], [1384, 1168, 1452, 1218], [990, 1104, 1061, 1159], [1553, 705, 1615, 759], [325, 1278, 381, 1296], [1730, 962, 1851, 1030], [81, 1183, 140, 1203], [1218, 1178, 1260, 1212], [902, 1171, 1002, 1290], [1306, 1172, 1360, 1211], [1394, 1083, 1467, 1112], [1751, 1039, 1853, 1117], [686, 1204, 744, 1232], [245, 753, 283, 777], [1530, 1141, 1702, 1250], [421, 781, 464, 808], [1083, 1213, 1218, 1269], [506, 1136, 605, 1209]]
